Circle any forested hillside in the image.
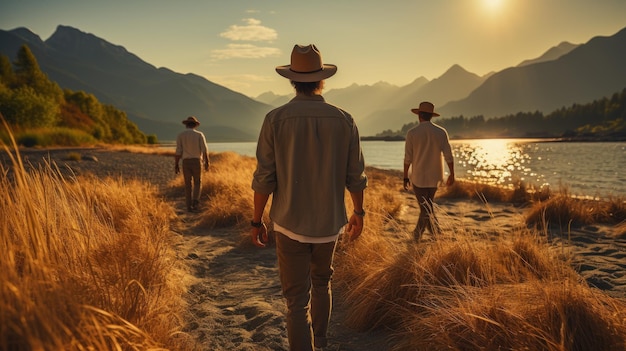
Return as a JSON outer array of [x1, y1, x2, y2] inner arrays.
[[0, 45, 151, 146], [372, 87, 626, 140]]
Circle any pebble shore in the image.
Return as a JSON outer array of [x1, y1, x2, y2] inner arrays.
[[1, 147, 177, 189]]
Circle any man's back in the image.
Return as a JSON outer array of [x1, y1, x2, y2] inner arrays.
[[404, 121, 452, 187], [253, 94, 366, 236], [176, 129, 207, 159]]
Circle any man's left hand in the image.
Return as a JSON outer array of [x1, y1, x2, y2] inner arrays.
[[345, 214, 364, 241], [446, 174, 455, 186]]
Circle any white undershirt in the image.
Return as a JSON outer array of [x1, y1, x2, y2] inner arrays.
[[273, 222, 342, 244]]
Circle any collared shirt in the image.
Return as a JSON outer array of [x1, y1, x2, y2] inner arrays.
[[175, 128, 208, 160], [404, 121, 453, 188], [252, 94, 367, 238]]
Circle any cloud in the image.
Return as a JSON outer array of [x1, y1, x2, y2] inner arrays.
[[211, 44, 281, 60], [205, 73, 274, 96], [220, 18, 277, 42]]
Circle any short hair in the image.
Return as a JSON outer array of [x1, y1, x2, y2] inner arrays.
[[291, 80, 322, 95], [419, 112, 434, 121]]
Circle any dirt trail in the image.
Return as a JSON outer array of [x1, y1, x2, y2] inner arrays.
[[172, 206, 391, 351]]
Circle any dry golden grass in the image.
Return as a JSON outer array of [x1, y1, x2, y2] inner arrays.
[[168, 151, 260, 232], [332, 168, 626, 351], [6, 135, 623, 351], [439, 179, 551, 204], [103, 144, 176, 156], [393, 282, 625, 351], [184, 152, 625, 350], [526, 192, 626, 230], [1, 139, 192, 350]]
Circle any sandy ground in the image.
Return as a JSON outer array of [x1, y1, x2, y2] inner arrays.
[[3, 148, 625, 350]]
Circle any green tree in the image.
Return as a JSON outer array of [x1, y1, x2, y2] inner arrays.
[[65, 90, 110, 140], [2, 86, 59, 128], [0, 55, 14, 85], [13, 45, 63, 102]]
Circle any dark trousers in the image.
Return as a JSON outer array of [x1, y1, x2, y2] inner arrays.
[[275, 232, 337, 351], [412, 186, 440, 240], [182, 158, 201, 209]]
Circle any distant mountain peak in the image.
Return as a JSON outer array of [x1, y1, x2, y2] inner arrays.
[[44, 25, 154, 71], [517, 41, 579, 67], [435, 65, 480, 83], [446, 64, 466, 72], [8, 27, 43, 44], [47, 25, 127, 55]]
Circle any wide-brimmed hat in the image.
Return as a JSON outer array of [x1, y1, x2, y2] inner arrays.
[[276, 44, 337, 82], [411, 101, 440, 117], [182, 116, 200, 125]]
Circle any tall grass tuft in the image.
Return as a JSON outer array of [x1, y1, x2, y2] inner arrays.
[[440, 179, 551, 204], [392, 282, 626, 351], [1, 132, 192, 350], [526, 191, 626, 230], [174, 151, 261, 229]]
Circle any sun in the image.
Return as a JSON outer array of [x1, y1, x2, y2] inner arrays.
[[482, 0, 505, 14]]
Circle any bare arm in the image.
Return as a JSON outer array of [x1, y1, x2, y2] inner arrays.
[[446, 161, 455, 186], [345, 190, 364, 241], [403, 163, 411, 190], [203, 152, 210, 171], [174, 155, 181, 174], [251, 192, 271, 247]]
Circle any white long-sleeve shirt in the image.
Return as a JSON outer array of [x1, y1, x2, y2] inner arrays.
[[404, 121, 453, 188], [175, 128, 208, 160]]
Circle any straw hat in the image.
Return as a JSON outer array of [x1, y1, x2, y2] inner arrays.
[[182, 116, 200, 126], [411, 101, 440, 117], [276, 44, 337, 82]]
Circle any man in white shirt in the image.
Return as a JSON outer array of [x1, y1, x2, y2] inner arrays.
[[403, 102, 455, 240], [175, 116, 209, 212]]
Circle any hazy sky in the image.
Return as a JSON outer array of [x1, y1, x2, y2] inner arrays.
[[1, 0, 625, 98]]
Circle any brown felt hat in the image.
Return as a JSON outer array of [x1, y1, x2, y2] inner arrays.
[[411, 101, 440, 117], [182, 116, 200, 126], [276, 44, 337, 82]]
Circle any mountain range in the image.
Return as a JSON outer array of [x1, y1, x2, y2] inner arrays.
[[0, 25, 271, 141], [1, 25, 625, 140], [257, 31, 626, 136]]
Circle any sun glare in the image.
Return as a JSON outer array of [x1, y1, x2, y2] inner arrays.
[[455, 139, 532, 186], [482, 0, 505, 15]]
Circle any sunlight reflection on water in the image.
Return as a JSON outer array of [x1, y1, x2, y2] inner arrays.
[[456, 139, 536, 187]]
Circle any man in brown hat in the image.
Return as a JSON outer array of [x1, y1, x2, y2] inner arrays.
[[251, 44, 367, 351], [175, 116, 209, 212], [403, 101, 455, 240]]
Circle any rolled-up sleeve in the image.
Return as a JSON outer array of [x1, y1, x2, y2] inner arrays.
[[252, 117, 277, 194], [441, 130, 453, 164], [346, 122, 368, 192]]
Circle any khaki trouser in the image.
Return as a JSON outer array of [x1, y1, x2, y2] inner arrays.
[[275, 232, 337, 351], [412, 186, 440, 240], [182, 158, 201, 208]]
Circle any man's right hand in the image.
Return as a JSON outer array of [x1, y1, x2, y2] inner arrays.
[[403, 178, 411, 190], [251, 223, 269, 248], [175, 164, 180, 174]]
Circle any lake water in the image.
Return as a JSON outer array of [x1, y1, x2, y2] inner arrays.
[[163, 139, 626, 199]]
